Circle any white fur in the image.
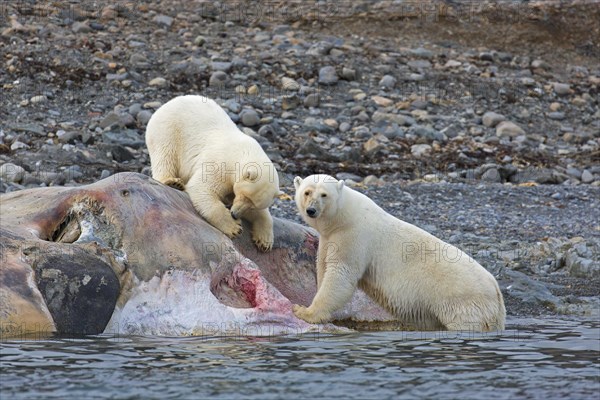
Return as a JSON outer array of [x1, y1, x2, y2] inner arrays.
[[292, 174, 506, 331], [145, 95, 280, 251]]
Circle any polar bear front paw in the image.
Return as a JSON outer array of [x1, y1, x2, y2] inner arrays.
[[220, 217, 243, 238], [252, 229, 274, 252], [163, 178, 185, 191], [292, 304, 328, 324]]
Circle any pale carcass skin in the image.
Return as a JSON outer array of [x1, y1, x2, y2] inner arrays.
[[0, 173, 395, 338]]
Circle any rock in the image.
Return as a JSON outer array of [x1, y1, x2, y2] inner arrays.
[[479, 52, 494, 61], [363, 137, 384, 155], [100, 112, 122, 129], [318, 66, 338, 85], [136, 110, 153, 125], [304, 93, 320, 108], [411, 144, 432, 158], [444, 60, 462, 68], [408, 125, 446, 142], [410, 47, 433, 59], [149, 77, 168, 87], [10, 141, 29, 151], [372, 96, 394, 107], [553, 83, 571, 96], [240, 109, 260, 127], [211, 62, 232, 72], [194, 35, 206, 46], [531, 59, 549, 70], [379, 75, 396, 89], [209, 71, 228, 87], [306, 41, 333, 56], [481, 168, 502, 183], [224, 99, 242, 113], [496, 121, 525, 138], [100, 170, 111, 180], [482, 112, 506, 128], [296, 139, 337, 162], [101, 129, 145, 148], [153, 15, 174, 28], [339, 122, 351, 133], [341, 67, 356, 81], [372, 111, 415, 126], [547, 112, 566, 121], [336, 172, 363, 182], [281, 77, 300, 91], [30, 95, 47, 104], [499, 269, 560, 312], [282, 94, 300, 110], [581, 170, 594, 183], [100, 144, 135, 162], [0, 163, 26, 183], [72, 21, 92, 33], [407, 60, 431, 69]]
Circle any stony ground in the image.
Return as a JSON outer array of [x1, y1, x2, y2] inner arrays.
[[1, 1, 599, 317]]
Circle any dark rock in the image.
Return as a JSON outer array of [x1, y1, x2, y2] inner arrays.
[[102, 129, 144, 149], [318, 66, 338, 85]]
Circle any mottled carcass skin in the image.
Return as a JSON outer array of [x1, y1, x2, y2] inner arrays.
[[0, 173, 395, 339]]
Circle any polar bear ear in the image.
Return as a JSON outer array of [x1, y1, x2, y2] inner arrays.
[[244, 168, 258, 182], [336, 180, 345, 191], [293, 176, 303, 190]]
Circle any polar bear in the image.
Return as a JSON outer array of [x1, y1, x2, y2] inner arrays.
[[145, 95, 281, 251], [292, 174, 506, 331]]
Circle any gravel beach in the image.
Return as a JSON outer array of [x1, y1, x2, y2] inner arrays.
[[1, 0, 598, 317]]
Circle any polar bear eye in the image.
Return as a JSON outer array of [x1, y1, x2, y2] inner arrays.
[[304, 190, 311, 196], [321, 193, 327, 197]]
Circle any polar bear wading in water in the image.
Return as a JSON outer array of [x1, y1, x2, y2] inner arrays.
[[145, 95, 281, 251], [292, 174, 506, 331]]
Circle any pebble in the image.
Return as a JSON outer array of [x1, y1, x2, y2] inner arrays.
[[547, 112, 566, 121], [496, 121, 525, 138], [281, 77, 300, 91], [553, 83, 571, 96], [211, 62, 232, 72], [240, 109, 260, 127], [72, 21, 92, 33], [153, 15, 174, 28], [581, 170, 594, 184], [372, 111, 415, 126], [410, 47, 433, 59], [100, 170, 111, 180], [136, 110, 153, 125], [481, 168, 502, 183], [304, 93, 320, 108], [371, 96, 394, 107], [341, 67, 356, 81], [100, 112, 121, 129], [318, 66, 338, 85], [194, 36, 206, 46], [339, 122, 351, 133], [411, 144, 432, 158], [282, 94, 300, 110], [209, 71, 228, 87], [149, 77, 167, 87], [482, 111, 506, 128], [379, 75, 396, 89], [10, 141, 29, 150], [224, 99, 242, 113], [30, 95, 47, 104], [0, 163, 25, 183]]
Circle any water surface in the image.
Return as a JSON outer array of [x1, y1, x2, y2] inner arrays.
[[1, 317, 598, 399]]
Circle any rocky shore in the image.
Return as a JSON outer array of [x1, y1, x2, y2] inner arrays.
[[1, 1, 599, 318]]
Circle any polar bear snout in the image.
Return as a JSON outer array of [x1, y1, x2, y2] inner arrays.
[[306, 207, 318, 218]]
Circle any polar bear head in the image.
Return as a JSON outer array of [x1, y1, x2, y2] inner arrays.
[[294, 174, 345, 224], [231, 163, 281, 219]]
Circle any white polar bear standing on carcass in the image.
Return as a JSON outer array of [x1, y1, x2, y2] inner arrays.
[[145, 95, 281, 251]]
